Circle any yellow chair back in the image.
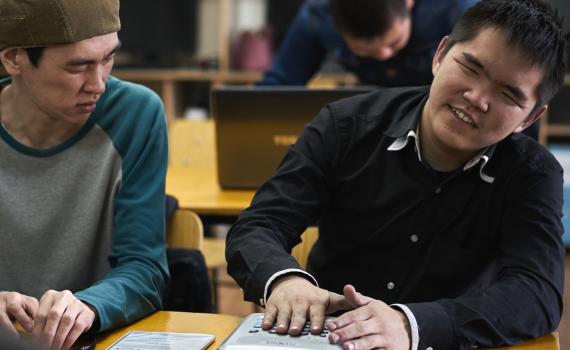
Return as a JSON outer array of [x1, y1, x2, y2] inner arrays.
[[166, 209, 204, 250], [291, 227, 319, 269]]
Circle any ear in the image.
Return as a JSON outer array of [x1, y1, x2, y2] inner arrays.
[[432, 36, 449, 76], [513, 105, 548, 133], [0, 48, 26, 75]]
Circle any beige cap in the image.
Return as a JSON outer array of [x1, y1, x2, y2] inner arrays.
[[0, 0, 120, 50]]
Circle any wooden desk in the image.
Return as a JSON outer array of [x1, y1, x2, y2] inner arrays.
[[166, 165, 254, 216], [96, 311, 559, 349], [166, 119, 254, 216], [96, 311, 241, 349]]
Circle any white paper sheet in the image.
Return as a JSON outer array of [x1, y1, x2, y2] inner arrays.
[[107, 330, 215, 350]]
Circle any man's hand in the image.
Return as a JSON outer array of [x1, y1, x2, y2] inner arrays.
[[32, 290, 96, 350], [328, 285, 411, 350], [0, 291, 39, 334], [262, 276, 351, 336]]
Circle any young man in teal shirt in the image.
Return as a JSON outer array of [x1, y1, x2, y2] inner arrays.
[[0, 0, 169, 349]]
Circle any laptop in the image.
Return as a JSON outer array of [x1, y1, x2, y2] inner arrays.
[[219, 313, 341, 349], [212, 86, 374, 189]]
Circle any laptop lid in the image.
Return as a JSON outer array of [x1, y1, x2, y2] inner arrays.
[[212, 86, 373, 189]]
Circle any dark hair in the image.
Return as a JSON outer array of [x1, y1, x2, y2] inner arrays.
[[442, 0, 568, 115], [329, 0, 409, 39], [24, 47, 45, 66]]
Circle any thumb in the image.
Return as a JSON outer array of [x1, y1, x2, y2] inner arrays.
[[326, 291, 351, 313], [343, 284, 372, 308]]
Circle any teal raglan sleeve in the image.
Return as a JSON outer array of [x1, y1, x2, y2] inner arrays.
[[74, 81, 170, 331]]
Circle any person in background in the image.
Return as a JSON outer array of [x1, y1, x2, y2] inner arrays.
[[0, 0, 169, 349], [227, 0, 567, 349], [258, 0, 477, 87]]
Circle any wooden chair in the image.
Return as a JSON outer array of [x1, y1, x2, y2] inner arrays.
[[164, 209, 213, 312], [166, 208, 227, 311], [166, 209, 204, 250], [165, 207, 227, 270], [291, 227, 319, 269]]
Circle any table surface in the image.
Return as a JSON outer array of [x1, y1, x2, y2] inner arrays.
[[96, 311, 559, 349], [166, 165, 254, 216], [96, 311, 241, 349]]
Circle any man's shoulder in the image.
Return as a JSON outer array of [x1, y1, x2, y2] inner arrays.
[[302, 0, 339, 38], [415, 0, 477, 13], [93, 76, 166, 145], [411, 0, 477, 35], [104, 76, 162, 105], [305, 0, 329, 13], [498, 134, 563, 173], [97, 76, 165, 125]]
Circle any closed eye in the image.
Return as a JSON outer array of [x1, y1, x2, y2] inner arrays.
[[102, 53, 115, 64], [501, 91, 524, 108], [456, 59, 478, 76], [66, 65, 88, 74]]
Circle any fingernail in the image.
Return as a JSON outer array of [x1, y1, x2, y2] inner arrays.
[[328, 322, 336, 331], [347, 342, 355, 350], [329, 333, 339, 342]]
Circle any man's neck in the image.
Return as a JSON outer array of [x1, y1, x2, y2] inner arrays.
[[0, 83, 86, 149], [417, 112, 478, 172], [419, 137, 468, 172]]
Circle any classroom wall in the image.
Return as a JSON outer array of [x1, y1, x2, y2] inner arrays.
[[197, 0, 266, 59]]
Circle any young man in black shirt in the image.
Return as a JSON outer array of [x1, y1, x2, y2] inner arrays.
[[226, 0, 568, 349]]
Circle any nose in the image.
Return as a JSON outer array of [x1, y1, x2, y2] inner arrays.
[[462, 88, 489, 113], [84, 64, 107, 96]]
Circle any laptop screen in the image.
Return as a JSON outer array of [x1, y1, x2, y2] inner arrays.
[[211, 86, 374, 189]]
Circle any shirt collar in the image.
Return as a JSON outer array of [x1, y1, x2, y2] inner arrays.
[[387, 129, 423, 162], [462, 147, 496, 183]]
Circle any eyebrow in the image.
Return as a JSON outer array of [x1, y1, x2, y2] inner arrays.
[[65, 42, 122, 66], [461, 52, 528, 103]]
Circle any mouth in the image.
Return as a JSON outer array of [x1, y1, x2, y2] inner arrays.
[[77, 102, 97, 113], [450, 106, 477, 128]]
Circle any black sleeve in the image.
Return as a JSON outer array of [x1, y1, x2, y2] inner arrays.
[[226, 105, 341, 303], [406, 156, 565, 349]]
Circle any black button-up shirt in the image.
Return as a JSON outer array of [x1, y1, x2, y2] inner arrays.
[[226, 86, 565, 349]]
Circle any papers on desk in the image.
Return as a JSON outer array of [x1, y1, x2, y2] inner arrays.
[[108, 330, 215, 350]]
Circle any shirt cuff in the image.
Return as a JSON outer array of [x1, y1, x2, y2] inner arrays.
[[391, 303, 419, 350], [263, 268, 318, 307]]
